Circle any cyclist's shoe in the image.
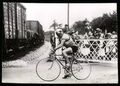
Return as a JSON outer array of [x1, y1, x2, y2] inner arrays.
[[47, 59, 53, 62], [62, 74, 71, 79]]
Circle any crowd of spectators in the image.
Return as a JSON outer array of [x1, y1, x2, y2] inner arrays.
[[78, 28, 117, 39], [49, 26, 117, 61], [70, 28, 117, 60]]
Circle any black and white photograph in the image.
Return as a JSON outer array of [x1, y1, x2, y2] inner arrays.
[[2, 2, 118, 84]]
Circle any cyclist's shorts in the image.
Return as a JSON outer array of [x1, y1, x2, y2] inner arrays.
[[71, 46, 78, 53]]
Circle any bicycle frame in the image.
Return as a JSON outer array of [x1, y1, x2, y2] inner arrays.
[[50, 44, 83, 74], [36, 48, 91, 81], [54, 54, 70, 73], [51, 52, 79, 73]]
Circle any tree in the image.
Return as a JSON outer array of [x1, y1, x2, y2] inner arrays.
[[90, 17, 103, 31], [90, 11, 117, 33], [72, 19, 89, 35], [49, 20, 59, 30], [109, 11, 117, 32]]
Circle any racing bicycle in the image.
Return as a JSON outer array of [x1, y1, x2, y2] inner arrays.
[[36, 47, 91, 81]]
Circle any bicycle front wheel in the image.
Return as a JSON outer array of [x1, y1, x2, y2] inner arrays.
[[71, 57, 91, 80], [36, 58, 61, 81]]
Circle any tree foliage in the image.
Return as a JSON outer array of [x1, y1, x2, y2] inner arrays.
[[90, 11, 117, 33], [72, 19, 89, 35], [49, 20, 59, 30], [72, 11, 117, 34]]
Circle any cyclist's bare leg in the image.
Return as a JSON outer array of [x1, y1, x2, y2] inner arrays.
[[62, 47, 72, 66], [62, 47, 73, 79]]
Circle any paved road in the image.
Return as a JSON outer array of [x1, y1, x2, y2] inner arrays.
[[2, 42, 118, 83]]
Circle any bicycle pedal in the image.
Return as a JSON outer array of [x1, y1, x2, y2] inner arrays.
[[62, 75, 71, 79]]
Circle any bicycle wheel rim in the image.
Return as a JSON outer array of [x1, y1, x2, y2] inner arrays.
[[71, 57, 91, 80], [36, 58, 61, 81]]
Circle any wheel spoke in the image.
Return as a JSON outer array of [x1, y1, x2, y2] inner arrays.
[[36, 58, 61, 81], [71, 57, 91, 80]]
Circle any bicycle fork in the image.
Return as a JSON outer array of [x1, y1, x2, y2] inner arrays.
[[48, 61, 54, 70]]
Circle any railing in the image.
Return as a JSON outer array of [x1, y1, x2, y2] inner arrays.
[[76, 39, 118, 62], [55, 38, 117, 62]]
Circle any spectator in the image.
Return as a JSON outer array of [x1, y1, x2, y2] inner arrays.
[[98, 32, 105, 59], [62, 24, 68, 33], [111, 31, 117, 39], [94, 28, 101, 39], [50, 33, 56, 48], [105, 32, 115, 60], [99, 32, 105, 47], [80, 32, 90, 57], [111, 31, 117, 57], [88, 31, 94, 39]]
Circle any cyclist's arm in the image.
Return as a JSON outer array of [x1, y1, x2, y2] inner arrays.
[[54, 39, 65, 51]]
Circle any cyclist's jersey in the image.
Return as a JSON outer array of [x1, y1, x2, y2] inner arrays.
[[61, 33, 77, 48]]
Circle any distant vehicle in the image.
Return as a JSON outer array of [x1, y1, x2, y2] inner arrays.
[[2, 2, 44, 60], [26, 21, 44, 46]]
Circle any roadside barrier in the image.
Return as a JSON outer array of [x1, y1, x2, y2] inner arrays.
[[76, 39, 117, 62]]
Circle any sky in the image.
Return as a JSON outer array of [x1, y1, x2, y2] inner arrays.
[[21, 3, 117, 32]]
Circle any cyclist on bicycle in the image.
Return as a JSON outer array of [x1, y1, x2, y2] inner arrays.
[[50, 28, 78, 79]]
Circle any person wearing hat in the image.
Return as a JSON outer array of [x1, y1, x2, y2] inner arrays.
[[50, 28, 78, 79]]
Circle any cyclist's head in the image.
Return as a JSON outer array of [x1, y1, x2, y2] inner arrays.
[[56, 29, 63, 37]]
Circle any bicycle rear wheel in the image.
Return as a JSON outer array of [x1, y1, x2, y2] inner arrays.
[[36, 58, 61, 81], [71, 57, 91, 80]]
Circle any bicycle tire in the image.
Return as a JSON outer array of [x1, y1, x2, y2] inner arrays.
[[71, 56, 91, 80], [36, 58, 61, 81]]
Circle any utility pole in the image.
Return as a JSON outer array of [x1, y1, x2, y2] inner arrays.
[[53, 20, 56, 30], [67, 3, 69, 30], [53, 20, 57, 48]]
